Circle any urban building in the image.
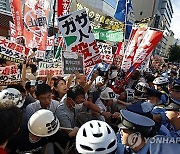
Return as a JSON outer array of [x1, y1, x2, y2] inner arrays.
[[0, 0, 12, 37], [133, 0, 174, 57]]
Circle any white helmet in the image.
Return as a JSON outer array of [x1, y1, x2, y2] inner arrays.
[[135, 82, 148, 93], [153, 77, 169, 85], [100, 87, 115, 100], [125, 88, 135, 102], [0, 88, 24, 108], [76, 120, 117, 154], [28, 109, 60, 137]]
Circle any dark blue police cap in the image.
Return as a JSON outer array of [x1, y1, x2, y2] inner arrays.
[[126, 101, 153, 118], [171, 79, 180, 92], [165, 97, 180, 111], [145, 87, 162, 99], [118, 110, 155, 134]]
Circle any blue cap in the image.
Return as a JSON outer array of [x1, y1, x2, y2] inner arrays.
[[145, 87, 162, 99], [126, 101, 153, 117], [165, 97, 180, 111], [118, 110, 155, 134], [171, 79, 180, 91]]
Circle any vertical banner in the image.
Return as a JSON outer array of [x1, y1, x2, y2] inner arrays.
[[57, 0, 71, 17], [126, 29, 163, 79], [121, 27, 147, 72], [23, 0, 51, 50], [9, 0, 24, 38], [58, 9, 101, 67]]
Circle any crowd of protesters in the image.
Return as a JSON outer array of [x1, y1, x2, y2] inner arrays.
[[0, 54, 180, 154]]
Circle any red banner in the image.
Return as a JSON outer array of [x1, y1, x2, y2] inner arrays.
[[23, 0, 51, 50], [121, 27, 147, 72], [9, 0, 24, 37], [115, 28, 163, 90], [57, 0, 71, 17]]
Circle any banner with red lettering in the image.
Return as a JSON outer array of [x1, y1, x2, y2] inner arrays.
[[0, 36, 30, 63], [9, 0, 24, 38], [115, 28, 163, 90], [58, 9, 101, 67], [57, 0, 71, 17], [121, 27, 147, 72], [0, 65, 21, 86], [23, 0, 51, 50]]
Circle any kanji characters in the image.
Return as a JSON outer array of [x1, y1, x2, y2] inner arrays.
[[62, 17, 76, 35], [75, 11, 88, 28]]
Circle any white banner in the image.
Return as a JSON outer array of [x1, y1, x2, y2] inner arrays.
[[0, 65, 21, 85], [58, 9, 101, 67], [97, 42, 113, 64], [38, 61, 62, 77]]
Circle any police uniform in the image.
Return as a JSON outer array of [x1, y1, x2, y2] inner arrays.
[[116, 110, 155, 154], [165, 97, 180, 138], [145, 88, 168, 125], [126, 101, 171, 137]]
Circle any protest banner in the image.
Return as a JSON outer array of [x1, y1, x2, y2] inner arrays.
[[9, 0, 24, 37], [58, 9, 101, 67], [75, 2, 124, 31], [115, 28, 163, 90], [62, 51, 84, 75], [97, 42, 113, 64], [57, 0, 71, 17], [121, 27, 147, 72], [37, 61, 62, 77], [23, 0, 51, 50], [9, 21, 17, 43], [0, 36, 29, 63], [0, 65, 21, 86]]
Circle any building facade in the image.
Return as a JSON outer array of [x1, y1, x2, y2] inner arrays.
[[0, 0, 12, 37], [133, 0, 174, 57]]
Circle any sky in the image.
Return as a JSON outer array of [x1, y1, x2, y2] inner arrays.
[[170, 0, 180, 39]]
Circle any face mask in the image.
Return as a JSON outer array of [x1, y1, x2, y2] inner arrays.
[[99, 84, 107, 91], [74, 103, 83, 110], [154, 85, 158, 90]]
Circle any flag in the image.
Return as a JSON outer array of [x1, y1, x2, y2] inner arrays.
[[114, 0, 134, 39]]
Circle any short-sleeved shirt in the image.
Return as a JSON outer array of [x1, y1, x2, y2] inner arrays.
[[25, 99, 59, 120], [55, 95, 82, 128]]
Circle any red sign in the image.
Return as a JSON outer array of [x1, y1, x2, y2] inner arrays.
[[57, 0, 71, 17], [9, 0, 24, 37], [23, 0, 51, 50]]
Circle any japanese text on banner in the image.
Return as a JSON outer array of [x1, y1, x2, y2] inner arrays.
[[58, 9, 101, 67]]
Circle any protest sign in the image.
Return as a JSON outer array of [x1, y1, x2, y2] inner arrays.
[[58, 9, 101, 67], [37, 61, 62, 77], [0, 65, 21, 86], [62, 51, 84, 75], [57, 0, 71, 16], [23, 0, 51, 50], [97, 42, 113, 64], [9, 0, 24, 37], [0, 36, 29, 63]]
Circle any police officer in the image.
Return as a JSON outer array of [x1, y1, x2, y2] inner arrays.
[[116, 110, 155, 154], [165, 97, 180, 138]]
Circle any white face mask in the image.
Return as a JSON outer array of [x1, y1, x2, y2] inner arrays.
[[99, 84, 107, 91], [74, 103, 83, 110], [154, 85, 158, 90]]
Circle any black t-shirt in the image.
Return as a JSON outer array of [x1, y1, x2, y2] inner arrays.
[[7, 126, 49, 154]]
